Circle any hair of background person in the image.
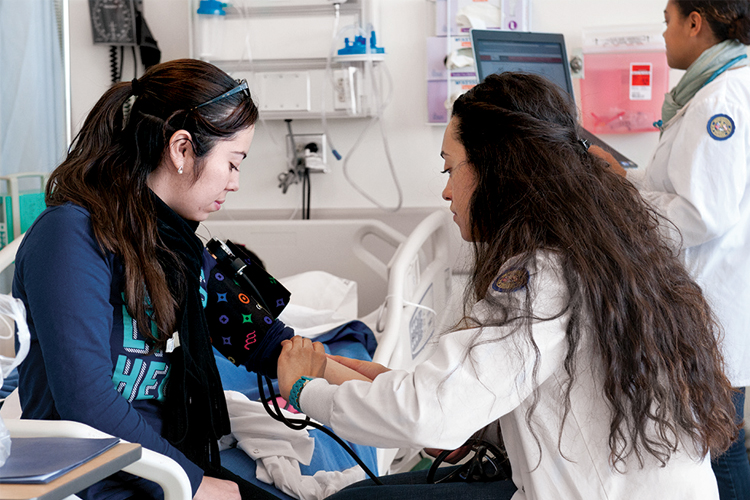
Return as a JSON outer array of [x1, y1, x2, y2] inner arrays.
[[675, 0, 750, 44]]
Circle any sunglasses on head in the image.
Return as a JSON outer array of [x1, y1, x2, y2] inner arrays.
[[193, 79, 250, 110]]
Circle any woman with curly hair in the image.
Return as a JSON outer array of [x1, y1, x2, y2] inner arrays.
[[276, 71, 738, 499]]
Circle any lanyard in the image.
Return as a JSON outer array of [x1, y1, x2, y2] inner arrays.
[[702, 54, 748, 88]]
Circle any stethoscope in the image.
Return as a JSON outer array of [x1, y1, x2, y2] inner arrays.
[[653, 54, 748, 130]]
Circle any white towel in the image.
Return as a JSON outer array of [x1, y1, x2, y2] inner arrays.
[[225, 390, 366, 500]]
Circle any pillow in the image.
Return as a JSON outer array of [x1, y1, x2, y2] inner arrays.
[[278, 271, 358, 337]]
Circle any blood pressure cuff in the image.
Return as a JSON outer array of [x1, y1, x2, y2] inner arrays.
[[224, 240, 291, 319], [204, 243, 293, 378]]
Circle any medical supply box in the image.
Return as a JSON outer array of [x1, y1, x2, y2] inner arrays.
[[579, 25, 668, 134]]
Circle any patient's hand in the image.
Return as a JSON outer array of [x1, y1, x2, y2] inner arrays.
[[278, 336, 327, 400], [328, 355, 391, 381], [194, 476, 240, 500]]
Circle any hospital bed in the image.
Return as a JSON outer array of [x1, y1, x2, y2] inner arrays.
[[0, 208, 458, 498], [197, 209, 456, 372]]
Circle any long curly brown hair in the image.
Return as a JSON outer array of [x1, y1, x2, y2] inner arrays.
[[46, 59, 258, 351], [451, 72, 737, 467]]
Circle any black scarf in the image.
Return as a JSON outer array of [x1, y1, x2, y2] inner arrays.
[[153, 193, 230, 473]]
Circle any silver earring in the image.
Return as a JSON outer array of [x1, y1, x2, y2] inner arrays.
[[178, 165, 183, 174]]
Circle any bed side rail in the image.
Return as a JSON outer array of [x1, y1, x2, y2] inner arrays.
[[371, 210, 453, 370], [198, 219, 406, 316]]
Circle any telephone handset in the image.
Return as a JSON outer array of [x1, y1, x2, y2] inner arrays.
[[87, 0, 161, 83]]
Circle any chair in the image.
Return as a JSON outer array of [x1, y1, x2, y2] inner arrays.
[[3, 417, 192, 500]]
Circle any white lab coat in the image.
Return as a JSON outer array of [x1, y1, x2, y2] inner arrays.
[[300, 252, 718, 500], [628, 66, 750, 387]]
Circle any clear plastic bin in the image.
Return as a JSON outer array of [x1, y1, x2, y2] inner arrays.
[[579, 25, 668, 134]]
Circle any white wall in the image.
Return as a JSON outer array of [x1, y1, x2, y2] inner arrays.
[[67, 0, 677, 216]]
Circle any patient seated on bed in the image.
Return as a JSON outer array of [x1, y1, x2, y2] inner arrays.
[[202, 241, 372, 385], [203, 243, 380, 500]]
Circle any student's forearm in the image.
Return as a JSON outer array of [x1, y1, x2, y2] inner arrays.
[[323, 357, 372, 384]]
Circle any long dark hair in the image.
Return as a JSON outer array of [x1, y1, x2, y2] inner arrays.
[[46, 59, 258, 350], [675, 0, 750, 44], [451, 72, 737, 467]]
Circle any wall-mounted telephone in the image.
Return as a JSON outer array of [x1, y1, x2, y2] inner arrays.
[[88, 0, 161, 83]]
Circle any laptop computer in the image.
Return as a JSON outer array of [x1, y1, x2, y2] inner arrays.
[[470, 29, 637, 169]]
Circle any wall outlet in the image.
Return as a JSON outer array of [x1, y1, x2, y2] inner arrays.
[[286, 133, 328, 173], [333, 67, 357, 113]]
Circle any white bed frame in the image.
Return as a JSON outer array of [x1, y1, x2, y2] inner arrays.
[[0, 209, 457, 371]]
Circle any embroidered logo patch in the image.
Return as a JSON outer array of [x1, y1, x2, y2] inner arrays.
[[492, 268, 529, 293], [707, 114, 735, 141]]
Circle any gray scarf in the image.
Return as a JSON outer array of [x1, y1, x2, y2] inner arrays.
[[661, 39, 747, 127]]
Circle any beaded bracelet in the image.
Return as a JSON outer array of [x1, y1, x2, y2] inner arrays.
[[289, 376, 314, 412]]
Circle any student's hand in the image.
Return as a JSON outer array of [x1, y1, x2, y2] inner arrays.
[[278, 336, 327, 400], [194, 476, 240, 500], [589, 145, 627, 177], [328, 355, 391, 381]]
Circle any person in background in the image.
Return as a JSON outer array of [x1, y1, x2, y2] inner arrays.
[[275, 72, 739, 500], [12, 59, 279, 499], [593, 2, 750, 497]]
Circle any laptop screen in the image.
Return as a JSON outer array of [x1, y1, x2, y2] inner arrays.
[[471, 30, 574, 99], [469, 29, 638, 168]]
